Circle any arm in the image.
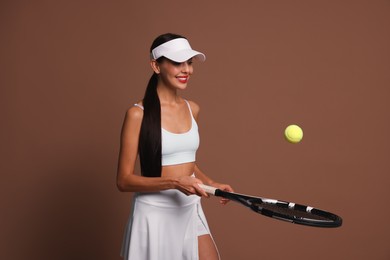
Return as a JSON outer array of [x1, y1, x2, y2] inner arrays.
[[188, 100, 234, 203], [116, 106, 176, 192], [116, 106, 207, 197]]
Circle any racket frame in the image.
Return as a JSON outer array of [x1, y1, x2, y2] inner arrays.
[[199, 184, 342, 228]]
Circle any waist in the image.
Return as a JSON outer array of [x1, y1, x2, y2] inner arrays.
[[161, 162, 195, 177]]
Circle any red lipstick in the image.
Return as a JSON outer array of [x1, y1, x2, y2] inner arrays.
[[177, 76, 188, 83]]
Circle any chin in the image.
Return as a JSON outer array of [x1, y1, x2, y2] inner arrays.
[[175, 83, 188, 90], [176, 87, 187, 91]]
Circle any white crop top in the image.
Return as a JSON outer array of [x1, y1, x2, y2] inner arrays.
[[134, 100, 200, 166]]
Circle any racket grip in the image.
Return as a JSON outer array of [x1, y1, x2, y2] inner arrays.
[[198, 184, 217, 195]]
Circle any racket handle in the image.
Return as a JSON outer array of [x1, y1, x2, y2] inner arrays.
[[198, 184, 217, 195]]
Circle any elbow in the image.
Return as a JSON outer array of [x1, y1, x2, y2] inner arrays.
[[117, 174, 137, 192], [116, 176, 129, 192], [117, 182, 126, 192]]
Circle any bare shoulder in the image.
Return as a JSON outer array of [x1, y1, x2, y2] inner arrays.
[[126, 103, 144, 122], [186, 100, 200, 118], [120, 105, 144, 138]]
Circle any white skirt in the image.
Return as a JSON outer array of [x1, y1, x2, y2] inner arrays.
[[120, 189, 217, 260]]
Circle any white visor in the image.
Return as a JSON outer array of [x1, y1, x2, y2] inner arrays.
[[151, 38, 206, 63]]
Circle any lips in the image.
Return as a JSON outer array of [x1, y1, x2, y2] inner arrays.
[[176, 76, 189, 83]]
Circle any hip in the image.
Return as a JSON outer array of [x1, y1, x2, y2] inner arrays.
[[134, 189, 201, 208]]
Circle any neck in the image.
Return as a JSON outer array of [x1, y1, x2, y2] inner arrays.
[[157, 84, 179, 105]]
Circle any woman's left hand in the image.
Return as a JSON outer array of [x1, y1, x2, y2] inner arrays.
[[210, 182, 234, 205]]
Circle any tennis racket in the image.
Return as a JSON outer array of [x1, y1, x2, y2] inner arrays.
[[199, 184, 342, 228]]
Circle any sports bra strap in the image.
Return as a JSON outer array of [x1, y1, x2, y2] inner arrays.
[[134, 104, 144, 110], [183, 100, 194, 117]]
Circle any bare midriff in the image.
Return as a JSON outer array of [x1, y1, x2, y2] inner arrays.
[[161, 162, 196, 178]]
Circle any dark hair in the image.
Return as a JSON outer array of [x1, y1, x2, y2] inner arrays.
[[138, 33, 186, 177]]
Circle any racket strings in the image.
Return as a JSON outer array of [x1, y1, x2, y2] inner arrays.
[[250, 201, 331, 221], [216, 190, 342, 227]]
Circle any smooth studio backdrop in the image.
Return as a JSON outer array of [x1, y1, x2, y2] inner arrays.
[[1, 1, 389, 259]]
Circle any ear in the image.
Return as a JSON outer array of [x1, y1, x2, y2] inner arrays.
[[150, 60, 161, 74]]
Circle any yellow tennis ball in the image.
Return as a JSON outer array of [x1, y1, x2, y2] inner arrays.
[[284, 125, 303, 143]]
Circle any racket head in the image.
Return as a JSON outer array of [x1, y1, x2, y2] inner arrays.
[[248, 198, 343, 228], [215, 189, 342, 228]]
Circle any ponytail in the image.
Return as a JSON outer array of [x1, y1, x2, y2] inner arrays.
[[139, 73, 162, 177], [138, 33, 185, 177]]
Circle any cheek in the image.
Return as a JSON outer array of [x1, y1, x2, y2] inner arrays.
[[168, 66, 180, 75]]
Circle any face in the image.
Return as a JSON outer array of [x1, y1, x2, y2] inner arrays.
[[152, 58, 194, 90]]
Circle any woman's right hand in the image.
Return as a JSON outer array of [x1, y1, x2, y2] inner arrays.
[[175, 176, 209, 197]]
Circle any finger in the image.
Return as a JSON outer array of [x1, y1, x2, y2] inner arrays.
[[220, 198, 230, 205], [183, 190, 192, 196], [186, 186, 203, 197], [184, 187, 195, 196], [224, 185, 234, 192], [195, 184, 209, 198]]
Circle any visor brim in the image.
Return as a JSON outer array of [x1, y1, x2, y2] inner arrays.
[[163, 50, 206, 63]]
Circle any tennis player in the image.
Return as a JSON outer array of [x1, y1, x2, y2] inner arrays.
[[117, 33, 233, 260]]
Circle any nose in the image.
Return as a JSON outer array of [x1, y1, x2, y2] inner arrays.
[[181, 62, 192, 74]]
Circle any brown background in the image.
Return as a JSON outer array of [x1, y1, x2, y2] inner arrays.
[[1, 1, 389, 259]]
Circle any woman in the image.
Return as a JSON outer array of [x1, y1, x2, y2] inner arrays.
[[117, 33, 233, 260]]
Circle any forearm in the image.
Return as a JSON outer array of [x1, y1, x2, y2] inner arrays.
[[117, 173, 179, 192]]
